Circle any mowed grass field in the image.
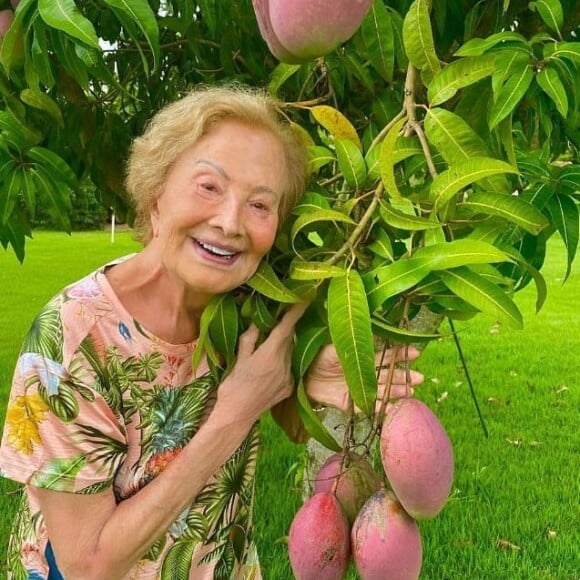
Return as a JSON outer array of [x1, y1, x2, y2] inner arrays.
[[1, 231, 579, 579]]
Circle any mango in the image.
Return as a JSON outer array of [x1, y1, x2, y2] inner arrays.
[[0, 9, 14, 37], [314, 451, 383, 524], [252, 0, 373, 63], [351, 489, 422, 580], [380, 398, 454, 519], [288, 491, 350, 579]]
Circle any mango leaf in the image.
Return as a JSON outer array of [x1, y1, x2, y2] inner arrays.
[[292, 326, 331, 379], [550, 42, 580, 64], [393, 136, 422, 163], [460, 191, 550, 235], [453, 32, 527, 57], [0, 0, 34, 74], [413, 239, 511, 269], [379, 201, 441, 230], [546, 194, 579, 281], [292, 191, 331, 215], [20, 89, 64, 127], [104, 0, 160, 72], [28, 147, 77, 188], [361, 0, 395, 82], [38, 0, 100, 48], [250, 295, 276, 333], [30, 454, 86, 491], [327, 271, 377, 416], [367, 228, 394, 261], [310, 106, 361, 150], [402, 0, 440, 77], [191, 294, 222, 372], [371, 317, 442, 343], [21, 166, 36, 214], [306, 145, 335, 174], [345, 50, 376, 94], [296, 379, 341, 452], [208, 294, 238, 368], [438, 267, 523, 329], [0, 110, 42, 152], [0, 161, 19, 223], [489, 64, 534, 129], [491, 50, 532, 96], [496, 115, 517, 167], [335, 138, 367, 189], [32, 166, 71, 231], [428, 54, 496, 106], [559, 164, 580, 194], [529, 0, 564, 37], [268, 63, 301, 95], [364, 257, 431, 311], [431, 157, 518, 208], [289, 260, 346, 281], [536, 66, 568, 117], [379, 116, 407, 200], [290, 209, 355, 248], [246, 261, 301, 303]]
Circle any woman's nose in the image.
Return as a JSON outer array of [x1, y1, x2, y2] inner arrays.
[[210, 196, 244, 237]]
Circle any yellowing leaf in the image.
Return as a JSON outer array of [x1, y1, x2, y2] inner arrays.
[[311, 105, 362, 150]]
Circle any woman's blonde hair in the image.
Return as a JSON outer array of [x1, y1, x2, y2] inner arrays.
[[126, 84, 309, 243]]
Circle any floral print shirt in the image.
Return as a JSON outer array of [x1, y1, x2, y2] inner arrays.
[[0, 259, 262, 579]]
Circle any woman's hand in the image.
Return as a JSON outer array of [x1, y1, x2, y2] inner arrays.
[[305, 344, 424, 413], [214, 303, 308, 426]]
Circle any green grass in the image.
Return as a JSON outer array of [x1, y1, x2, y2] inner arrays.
[[1, 231, 579, 579]]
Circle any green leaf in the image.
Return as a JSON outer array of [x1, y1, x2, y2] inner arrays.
[[402, 0, 440, 77], [0, 160, 19, 223], [491, 50, 532, 96], [559, 165, 580, 195], [306, 145, 335, 174], [296, 379, 341, 452], [104, 0, 160, 72], [21, 167, 36, 214], [550, 42, 580, 64], [529, 0, 564, 37], [250, 295, 276, 333], [536, 65, 568, 117], [192, 295, 223, 372], [32, 166, 71, 231], [428, 54, 496, 106], [393, 136, 422, 163], [327, 271, 377, 416], [546, 194, 579, 281], [379, 116, 407, 200], [489, 64, 534, 129], [30, 454, 86, 491], [208, 294, 238, 367], [379, 201, 441, 231], [38, 0, 100, 48], [292, 326, 331, 379], [368, 228, 394, 261], [0, 110, 42, 152], [371, 317, 442, 343], [160, 540, 195, 580], [289, 260, 346, 281], [431, 157, 518, 208], [246, 261, 301, 303], [28, 147, 77, 188], [438, 267, 523, 329], [459, 191, 550, 235], [453, 32, 528, 57], [290, 209, 355, 248], [361, 0, 395, 82], [268, 62, 301, 95], [335, 138, 367, 189], [413, 239, 511, 269], [365, 257, 431, 311]]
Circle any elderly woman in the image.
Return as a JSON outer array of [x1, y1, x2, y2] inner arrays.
[[0, 85, 423, 579]]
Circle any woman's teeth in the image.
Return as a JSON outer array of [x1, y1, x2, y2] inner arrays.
[[197, 240, 237, 258]]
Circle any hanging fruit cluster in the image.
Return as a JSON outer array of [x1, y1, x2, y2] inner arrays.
[[288, 398, 454, 579]]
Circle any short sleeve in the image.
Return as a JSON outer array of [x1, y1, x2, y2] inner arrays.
[[0, 351, 127, 494]]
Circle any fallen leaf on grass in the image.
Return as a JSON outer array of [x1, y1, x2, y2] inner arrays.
[[487, 397, 501, 405], [436, 391, 448, 404], [555, 386, 568, 394], [506, 438, 523, 446], [528, 440, 541, 447], [509, 370, 518, 377], [546, 529, 557, 540], [497, 539, 521, 551], [430, 377, 441, 385]]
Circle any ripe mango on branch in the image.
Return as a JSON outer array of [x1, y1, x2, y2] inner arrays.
[[252, 0, 373, 63]]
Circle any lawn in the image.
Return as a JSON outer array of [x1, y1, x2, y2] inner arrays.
[[1, 231, 578, 579]]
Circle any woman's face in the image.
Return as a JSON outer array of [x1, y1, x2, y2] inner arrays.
[[150, 120, 287, 302]]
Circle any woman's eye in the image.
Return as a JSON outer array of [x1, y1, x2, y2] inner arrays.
[[199, 182, 219, 194], [251, 201, 271, 212]]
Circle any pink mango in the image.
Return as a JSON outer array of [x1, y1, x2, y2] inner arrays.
[[288, 491, 350, 580], [0, 9, 14, 37], [252, 0, 373, 63], [380, 398, 454, 519], [314, 451, 383, 524], [352, 489, 422, 580]]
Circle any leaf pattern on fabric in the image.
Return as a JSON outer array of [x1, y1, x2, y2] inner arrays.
[[5, 393, 49, 455], [21, 298, 64, 362]]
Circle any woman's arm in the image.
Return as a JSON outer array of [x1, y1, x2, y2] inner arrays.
[[36, 304, 307, 580]]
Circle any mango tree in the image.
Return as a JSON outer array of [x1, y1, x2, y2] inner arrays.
[[0, 0, 579, 573]]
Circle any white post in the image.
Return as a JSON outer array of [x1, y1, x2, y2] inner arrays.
[[111, 210, 115, 244]]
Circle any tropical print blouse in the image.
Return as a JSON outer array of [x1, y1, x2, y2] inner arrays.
[[0, 258, 262, 579]]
